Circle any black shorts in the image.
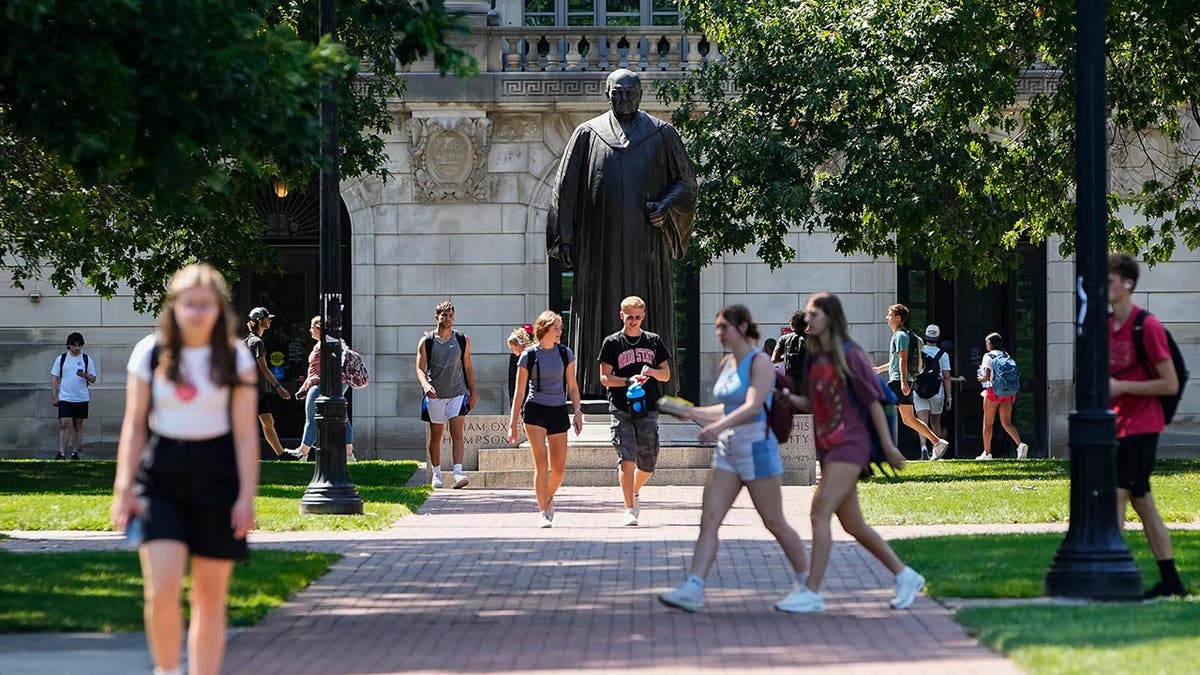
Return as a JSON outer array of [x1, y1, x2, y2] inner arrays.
[[1116, 433, 1159, 498], [57, 401, 89, 419], [134, 434, 248, 560], [887, 380, 914, 405], [257, 393, 272, 415], [522, 402, 572, 436]]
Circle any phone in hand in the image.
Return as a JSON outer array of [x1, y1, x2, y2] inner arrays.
[[125, 517, 145, 548]]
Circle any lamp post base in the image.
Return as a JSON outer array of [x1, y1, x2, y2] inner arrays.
[[300, 474, 364, 515], [1043, 411, 1141, 600]]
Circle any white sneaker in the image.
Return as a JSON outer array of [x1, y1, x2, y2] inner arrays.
[[1016, 443, 1029, 459], [430, 470, 444, 489], [453, 471, 470, 489], [775, 585, 825, 613], [538, 511, 553, 528], [622, 508, 638, 526], [659, 581, 704, 612], [891, 569, 926, 609], [974, 453, 993, 461], [346, 451, 357, 463], [919, 446, 930, 460], [931, 439, 950, 460]]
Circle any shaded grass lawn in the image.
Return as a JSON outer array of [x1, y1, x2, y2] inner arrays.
[[892, 531, 1199, 675], [0, 460, 430, 531], [0, 548, 338, 633], [859, 459, 1200, 525]]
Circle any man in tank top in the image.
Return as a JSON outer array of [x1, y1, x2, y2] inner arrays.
[[416, 301, 477, 489]]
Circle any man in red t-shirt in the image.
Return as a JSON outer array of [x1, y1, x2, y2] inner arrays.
[[1108, 253, 1186, 598]]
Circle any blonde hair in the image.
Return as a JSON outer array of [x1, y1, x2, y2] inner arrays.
[[508, 326, 534, 347], [620, 296, 646, 311], [533, 310, 561, 340]]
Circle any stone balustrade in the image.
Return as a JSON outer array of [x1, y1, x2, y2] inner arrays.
[[486, 28, 721, 73]]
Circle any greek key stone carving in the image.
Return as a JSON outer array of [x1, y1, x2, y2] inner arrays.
[[409, 116, 492, 202], [500, 78, 606, 99]]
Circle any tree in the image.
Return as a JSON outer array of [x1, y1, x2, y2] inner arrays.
[[0, 0, 473, 310], [658, 0, 1200, 281]]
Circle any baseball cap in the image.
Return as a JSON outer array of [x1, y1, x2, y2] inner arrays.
[[249, 307, 275, 321], [924, 324, 941, 341]]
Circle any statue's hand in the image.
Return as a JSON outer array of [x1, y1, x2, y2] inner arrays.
[[645, 201, 667, 229], [558, 243, 574, 270]]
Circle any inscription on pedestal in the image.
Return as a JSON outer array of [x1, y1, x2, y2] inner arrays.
[[429, 415, 523, 470], [779, 414, 816, 485]]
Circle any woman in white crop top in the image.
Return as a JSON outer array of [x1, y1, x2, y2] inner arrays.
[[110, 264, 259, 675]]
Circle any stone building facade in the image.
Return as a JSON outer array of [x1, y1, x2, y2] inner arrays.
[[1, 1, 1197, 459]]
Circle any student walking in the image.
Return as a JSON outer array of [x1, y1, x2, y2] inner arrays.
[[507, 311, 583, 528], [913, 325, 953, 459], [658, 304, 810, 613], [1109, 253, 1188, 598], [110, 264, 259, 675], [416, 301, 477, 488], [244, 308, 294, 459], [599, 296, 671, 526], [50, 331, 97, 459], [875, 304, 948, 459], [778, 292, 925, 613], [976, 332, 1029, 460], [285, 316, 356, 462]]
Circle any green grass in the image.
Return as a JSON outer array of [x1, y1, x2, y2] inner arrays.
[[891, 531, 1200, 598], [892, 531, 1199, 674], [0, 460, 430, 531], [859, 459, 1200, 525], [0, 548, 338, 633]]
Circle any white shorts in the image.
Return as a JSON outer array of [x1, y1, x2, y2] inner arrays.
[[913, 393, 945, 415], [425, 394, 466, 424]]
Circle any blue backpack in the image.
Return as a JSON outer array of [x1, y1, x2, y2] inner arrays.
[[989, 351, 1021, 397]]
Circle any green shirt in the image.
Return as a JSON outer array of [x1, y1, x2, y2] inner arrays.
[[888, 329, 914, 383]]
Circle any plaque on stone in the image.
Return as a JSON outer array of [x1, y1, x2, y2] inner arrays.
[[410, 116, 491, 202]]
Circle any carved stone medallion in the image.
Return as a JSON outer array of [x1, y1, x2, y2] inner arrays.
[[409, 116, 492, 202]]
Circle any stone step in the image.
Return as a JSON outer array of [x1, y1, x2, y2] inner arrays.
[[461, 467, 814, 488], [478, 444, 712, 471]]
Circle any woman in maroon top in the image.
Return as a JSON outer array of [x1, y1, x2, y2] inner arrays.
[[285, 316, 356, 462], [778, 292, 925, 613]]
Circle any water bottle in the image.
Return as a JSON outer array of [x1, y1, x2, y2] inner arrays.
[[626, 380, 647, 418]]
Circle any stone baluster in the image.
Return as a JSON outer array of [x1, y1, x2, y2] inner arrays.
[[637, 36, 650, 71], [543, 35, 562, 72], [616, 36, 631, 69], [578, 34, 593, 71], [668, 35, 683, 71], [504, 35, 523, 72], [679, 35, 692, 71], [564, 34, 582, 71], [597, 36, 610, 71]]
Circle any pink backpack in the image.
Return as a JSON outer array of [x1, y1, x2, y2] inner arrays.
[[341, 347, 370, 389]]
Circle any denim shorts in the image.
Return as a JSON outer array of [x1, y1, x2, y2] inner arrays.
[[711, 421, 783, 481]]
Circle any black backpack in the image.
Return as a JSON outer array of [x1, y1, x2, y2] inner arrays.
[[57, 352, 91, 384], [1130, 310, 1189, 425], [782, 333, 808, 390], [914, 347, 945, 400]]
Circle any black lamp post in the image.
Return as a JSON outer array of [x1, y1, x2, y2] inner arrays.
[[300, 0, 363, 515], [1043, 0, 1140, 598]]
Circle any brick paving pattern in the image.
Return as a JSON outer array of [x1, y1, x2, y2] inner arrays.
[[217, 485, 1020, 674]]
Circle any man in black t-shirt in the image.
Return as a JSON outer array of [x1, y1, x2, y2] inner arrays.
[[598, 296, 671, 526], [245, 307, 294, 459]]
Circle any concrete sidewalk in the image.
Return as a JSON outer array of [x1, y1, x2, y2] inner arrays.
[[2, 485, 1024, 674]]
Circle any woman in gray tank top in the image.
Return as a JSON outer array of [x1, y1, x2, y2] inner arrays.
[[507, 311, 583, 528]]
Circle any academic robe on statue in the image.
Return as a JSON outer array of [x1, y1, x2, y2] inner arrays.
[[547, 110, 697, 398]]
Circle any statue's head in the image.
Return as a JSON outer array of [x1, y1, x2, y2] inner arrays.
[[605, 69, 642, 122]]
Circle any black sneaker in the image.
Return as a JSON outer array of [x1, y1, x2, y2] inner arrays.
[[1144, 582, 1187, 599], [70, 452, 81, 460], [54, 451, 66, 460], [276, 451, 298, 461]]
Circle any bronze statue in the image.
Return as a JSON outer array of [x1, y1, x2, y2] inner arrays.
[[547, 69, 698, 397]]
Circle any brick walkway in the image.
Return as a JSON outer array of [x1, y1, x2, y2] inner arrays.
[[216, 484, 1019, 675]]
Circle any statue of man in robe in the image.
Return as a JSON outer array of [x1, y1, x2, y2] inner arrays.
[[547, 69, 698, 398]]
